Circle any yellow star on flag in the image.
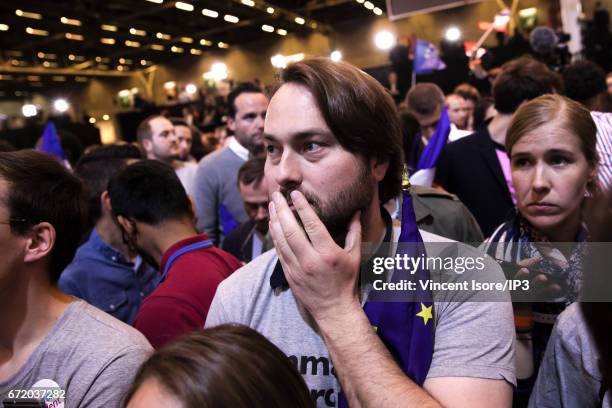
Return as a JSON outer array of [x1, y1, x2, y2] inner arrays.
[[416, 302, 433, 326]]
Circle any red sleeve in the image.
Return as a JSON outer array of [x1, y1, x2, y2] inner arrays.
[[134, 296, 203, 349]]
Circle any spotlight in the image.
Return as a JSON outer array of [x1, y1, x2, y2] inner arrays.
[[374, 31, 395, 50], [330, 50, 342, 62], [22, 104, 37, 117], [53, 98, 69, 113], [186, 84, 197, 94], [445, 27, 461, 42]]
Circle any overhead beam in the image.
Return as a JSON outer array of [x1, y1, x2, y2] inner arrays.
[[0, 65, 133, 77]]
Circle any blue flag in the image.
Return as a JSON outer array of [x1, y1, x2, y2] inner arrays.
[[416, 107, 451, 171], [414, 39, 446, 75], [38, 122, 65, 161], [339, 188, 434, 407]]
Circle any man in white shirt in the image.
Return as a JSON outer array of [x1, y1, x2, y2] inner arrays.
[[194, 83, 268, 244]]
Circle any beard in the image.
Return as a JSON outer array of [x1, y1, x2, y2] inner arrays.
[[279, 161, 374, 244]]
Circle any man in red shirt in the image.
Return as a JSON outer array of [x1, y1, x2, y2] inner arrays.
[[108, 160, 242, 348]]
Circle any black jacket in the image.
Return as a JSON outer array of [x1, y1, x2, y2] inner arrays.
[[222, 220, 256, 263], [435, 129, 514, 237]]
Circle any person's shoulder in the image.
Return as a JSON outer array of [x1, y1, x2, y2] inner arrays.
[[216, 249, 278, 297], [63, 300, 152, 352], [197, 146, 233, 169], [445, 129, 484, 151], [553, 303, 588, 346], [412, 186, 460, 202]]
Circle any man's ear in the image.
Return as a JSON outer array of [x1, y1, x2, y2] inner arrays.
[[370, 158, 389, 183], [101, 191, 112, 213], [141, 138, 152, 154], [23, 222, 55, 265], [227, 116, 235, 132], [116, 215, 135, 235]]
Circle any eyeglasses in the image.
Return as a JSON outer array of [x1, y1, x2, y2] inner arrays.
[[244, 202, 269, 212], [0, 218, 27, 225]]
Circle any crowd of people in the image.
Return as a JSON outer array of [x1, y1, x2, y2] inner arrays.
[[1, 16, 612, 408]]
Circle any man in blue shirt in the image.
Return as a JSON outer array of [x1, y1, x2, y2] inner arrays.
[[60, 145, 160, 324]]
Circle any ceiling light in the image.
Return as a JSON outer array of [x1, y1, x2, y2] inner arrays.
[[241, 0, 255, 6], [374, 30, 395, 50], [356, 0, 364, 3], [175, 2, 194, 11], [180, 36, 193, 43], [146, 0, 163, 3], [294, 17, 305, 25], [53, 99, 70, 113], [36, 52, 45, 58], [129, 28, 146, 36], [218, 42, 229, 48], [125, 40, 140, 47], [277, 28, 287, 36], [156, 32, 171, 40], [65, 33, 84, 40], [95, 56, 102, 62], [267, 7, 275, 14], [75, 76, 88, 82], [101, 24, 117, 31], [102, 114, 110, 120], [186, 84, 197, 94], [101, 37, 116, 45], [42, 61, 51, 67], [164, 81, 176, 89], [262, 24, 274, 32], [16, 10, 42, 19], [60, 17, 81, 26], [117, 65, 125, 71], [210, 62, 228, 80], [150, 44, 164, 50], [89, 117, 96, 124], [373, 7, 383, 15], [68, 54, 76, 61], [330, 50, 342, 61], [364, 1, 374, 10], [22, 104, 38, 117], [52, 76, 66, 81], [445, 27, 461, 41], [26, 27, 48, 36], [271, 54, 286, 68], [224, 15, 239, 23], [27, 75, 41, 81], [202, 9, 218, 18], [190, 48, 202, 55], [119, 58, 126, 64], [171, 46, 184, 53], [0, 24, 8, 31], [200, 39, 212, 46], [140, 59, 149, 65]]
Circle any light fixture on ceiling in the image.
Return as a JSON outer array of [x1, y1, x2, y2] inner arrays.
[[374, 30, 396, 50], [330, 50, 342, 61], [217, 42, 229, 48], [190, 48, 202, 55], [101, 24, 118, 31], [241, 0, 255, 6], [276, 28, 287, 36], [16, 10, 42, 19], [171, 46, 184, 53], [186, 84, 197, 94], [267, 7, 275, 14], [101, 37, 116, 45], [65, 33, 84, 41], [125, 40, 140, 47], [156, 32, 171, 40], [0, 24, 8, 31], [262, 24, 274, 33], [53, 98, 70, 113], [202, 9, 218, 18], [373, 7, 383, 15], [26, 27, 49, 36], [180, 37, 193, 43], [224, 15, 239, 23], [175, 2, 194, 11], [294, 17, 305, 25], [22, 104, 38, 118], [445, 26, 461, 41], [60, 17, 81, 26], [129, 28, 146, 36]]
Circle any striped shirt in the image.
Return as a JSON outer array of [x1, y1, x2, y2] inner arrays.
[[592, 112, 612, 191]]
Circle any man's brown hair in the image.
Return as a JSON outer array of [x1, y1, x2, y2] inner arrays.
[[405, 83, 445, 116], [123, 325, 313, 408], [0, 150, 87, 284], [493, 56, 563, 114], [279, 58, 403, 202], [238, 157, 265, 188]]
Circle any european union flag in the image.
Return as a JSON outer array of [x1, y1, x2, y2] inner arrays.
[[414, 39, 447, 75], [409, 107, 452, 186], [38, 122, 66, 161], [338, 184, 434, 407]]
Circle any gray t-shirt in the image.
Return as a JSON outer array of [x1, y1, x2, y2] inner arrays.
[[206, 229, 516, 407], [529, 302, 611, 408], [0, 300, 152, 407]]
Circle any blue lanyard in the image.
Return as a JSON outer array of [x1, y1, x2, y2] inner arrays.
[[161, 239, 213, 280]]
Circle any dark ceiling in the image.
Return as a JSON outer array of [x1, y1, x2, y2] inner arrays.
[[0, 0, 386, 96]]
